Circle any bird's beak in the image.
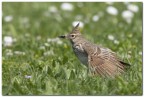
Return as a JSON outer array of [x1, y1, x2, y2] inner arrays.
[[58, 35, 68, 39], [58, 35, 66, 38]]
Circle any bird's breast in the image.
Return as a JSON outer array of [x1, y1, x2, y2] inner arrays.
[[72, 44, 88, 66]]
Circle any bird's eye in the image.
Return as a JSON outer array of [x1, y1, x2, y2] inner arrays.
[[71, 35, 75, 38]]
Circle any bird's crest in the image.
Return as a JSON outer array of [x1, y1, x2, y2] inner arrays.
[[71, 23, 80, 34]]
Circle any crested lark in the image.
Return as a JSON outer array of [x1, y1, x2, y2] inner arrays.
[[59, 23, 130, 77]]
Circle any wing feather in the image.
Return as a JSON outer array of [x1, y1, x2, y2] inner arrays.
[[88, 47, 125, 77]]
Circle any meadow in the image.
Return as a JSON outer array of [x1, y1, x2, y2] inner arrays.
[[2, 2, 142, 95]]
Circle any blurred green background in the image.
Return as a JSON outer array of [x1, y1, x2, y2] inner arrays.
[[2, 2, 142, 95]]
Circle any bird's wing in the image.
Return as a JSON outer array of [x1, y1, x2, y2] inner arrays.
[[88, 47, 125, 77]]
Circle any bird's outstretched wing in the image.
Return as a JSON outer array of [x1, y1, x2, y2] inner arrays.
[[88, 47, 127, 77]]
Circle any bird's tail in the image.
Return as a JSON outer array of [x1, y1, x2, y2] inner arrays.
[[120, 61, 131, 69]]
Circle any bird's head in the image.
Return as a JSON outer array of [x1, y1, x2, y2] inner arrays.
[[59, 23, 82, 43]]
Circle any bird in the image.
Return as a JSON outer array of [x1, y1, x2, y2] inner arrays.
[[59, 23, 130, 77]]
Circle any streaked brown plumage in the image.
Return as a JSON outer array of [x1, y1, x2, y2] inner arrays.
[[59, 23, 130, 77]]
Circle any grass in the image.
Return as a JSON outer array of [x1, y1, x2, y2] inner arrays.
[[2, 2, 142, 95]]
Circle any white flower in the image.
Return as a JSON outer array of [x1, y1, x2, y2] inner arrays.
[[4, 15, 13, 22], [114, 40, 119, 45], [72, 21, 84, 28], [92, 15, 100, 22], [3, 36, 13, 47], [128, 51, 132, 54], [127, 4, 139, 13], [47, 38, 58, 42], [127, 54, 131, 59], [139, 51, 142, 55], [6, 52, 13, 56], [47, 39, 52, 42], [47, 38, 63, 45], [36, 36, 41, 40], [61, 3, 74, 11], [44, 50, 54, 56], [20, 17, 30, 28], [106, 6, 118, 15], [108, 35, 114, 40], [44, 43, 50, 47], [5, 49, 13, 56], [122, 10, 134, 23], [57, 40, 63, 45], [39, 46, 45, 50], [49, 6, 57, 13], [122, 10, 134, 19], [25, 75, 32, 79], [14, 51, 25, 55]]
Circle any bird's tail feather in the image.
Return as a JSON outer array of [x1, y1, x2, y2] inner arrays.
[[120, 61, 131, 67]]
